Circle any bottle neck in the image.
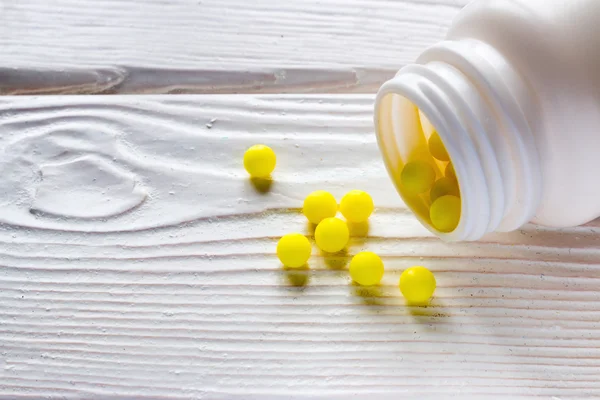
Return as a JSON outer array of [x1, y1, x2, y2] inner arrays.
[[375, 39, 542, 241]]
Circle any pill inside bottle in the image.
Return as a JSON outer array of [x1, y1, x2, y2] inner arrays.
[[378, 99, 461, 234]]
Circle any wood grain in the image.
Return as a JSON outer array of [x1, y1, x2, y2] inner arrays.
[[0, 95, 598, 399], [0, 0, 469, 94]]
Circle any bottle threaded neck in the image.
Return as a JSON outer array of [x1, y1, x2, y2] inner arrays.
[[375, 39, 541, 241]]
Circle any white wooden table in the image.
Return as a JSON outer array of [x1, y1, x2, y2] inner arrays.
[[1, 1, 599, 399]]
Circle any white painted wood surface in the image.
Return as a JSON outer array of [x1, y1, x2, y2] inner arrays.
[[0, 95, 599, 399], [0, 0, 469, 94]]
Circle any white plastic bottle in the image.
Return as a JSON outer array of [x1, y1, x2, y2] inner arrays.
[[374, 0, 600, 241]]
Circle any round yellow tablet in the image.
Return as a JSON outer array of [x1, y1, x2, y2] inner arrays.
[[401, 161, 436, 195], [430, 177, 460, 203], [349, 252, 384, 286], [428, 132, 450, 162], [430, 195, 461, 233], [303, 191, 338, 224], [315, 217, 349, 253], [243, 144, 276, 178], [277, 233, 311, 268], [399, 266, 436, 304], [410, 145, 433, 163], [340, 190, 374, 223], [445, 162, 456, 181]]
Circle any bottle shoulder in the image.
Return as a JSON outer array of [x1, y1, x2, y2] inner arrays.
[[448, 0, 600, 77]]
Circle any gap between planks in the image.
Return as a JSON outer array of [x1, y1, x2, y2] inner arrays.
[[0, 0, 469, 94]]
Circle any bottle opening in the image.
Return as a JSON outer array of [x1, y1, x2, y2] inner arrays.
[[376, 92, 462, 235], [376, 47, 541, 241]]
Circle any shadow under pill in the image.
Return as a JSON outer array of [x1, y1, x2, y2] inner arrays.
[[306, 221, 317, 236], [250, 176, 273, 194], [407, 297, 452, 318], [322, 248, 349, 270], [348, 220, 370, 238], [352, 284, 385, 306], [283, 264, 310, 288], [347, 220, 370, 247]]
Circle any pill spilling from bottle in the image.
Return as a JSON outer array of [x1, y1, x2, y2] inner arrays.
[[244, 144, 438, 305]]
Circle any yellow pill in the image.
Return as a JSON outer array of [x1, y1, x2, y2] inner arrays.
[[349, 252, 384, 286], [303, 191, 338, 224], [340, 190, 374, 223], [401, 161, 436, 195], [430, 195, 461, 233], [445, 162, 456, 181], [430, 177, 460, 203], [277, 233, 311, 268], [315, 217, 349, 253], [428, 132, 450, 162], [410, 145, 433, 163], [243, 144, 276, 178], [399, 266, 436, 304]]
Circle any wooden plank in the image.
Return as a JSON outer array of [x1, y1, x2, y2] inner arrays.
[[0, 94, 599, 399], [0, 0, 469, 94]]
